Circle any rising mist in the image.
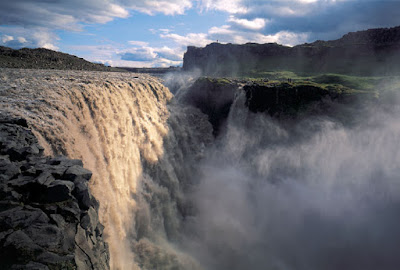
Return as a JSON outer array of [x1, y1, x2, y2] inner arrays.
[[179, 85, 400, 270]]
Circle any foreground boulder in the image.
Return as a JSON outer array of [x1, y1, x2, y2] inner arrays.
[[0, 116, 109, 269]]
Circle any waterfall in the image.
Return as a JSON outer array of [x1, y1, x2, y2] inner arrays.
[[1, 68, 212, 269], [180, 87, 400, 270], [4, 68, 400, 270]]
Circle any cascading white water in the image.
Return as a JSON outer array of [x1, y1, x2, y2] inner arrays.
[[3, 67, 400, 270], [0, 68, 212, 269]]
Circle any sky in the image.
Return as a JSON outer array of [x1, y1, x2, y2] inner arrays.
[[1, 0, 400, 67]]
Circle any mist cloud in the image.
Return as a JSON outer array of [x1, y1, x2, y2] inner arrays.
[[181, 90, 400, 270]]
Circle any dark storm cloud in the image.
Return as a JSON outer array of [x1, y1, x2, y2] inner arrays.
[[235, 0, 400, 41], [0, 0, 128, 30]]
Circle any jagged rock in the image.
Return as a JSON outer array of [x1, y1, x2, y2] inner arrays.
[[0, 157, 20, 180], [8, 175, 36, 189], [75, 225, 109, 270], [35, 163, 68, 179], [47, 156, 83, 167], [45, 180, 75, 203], [36, 251, 75, 267], [73, 178, 92, 210], [81, 207, 99, 232], [1, 230, 44, 266], [0, 206, 50, 231], [34, 171, 55, 186], [64, 165, 92, 181], [57, 201, 81, 222], [0, 118, 110, 269]]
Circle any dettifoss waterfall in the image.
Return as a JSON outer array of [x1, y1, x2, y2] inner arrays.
[[2, 68, 400, 270]]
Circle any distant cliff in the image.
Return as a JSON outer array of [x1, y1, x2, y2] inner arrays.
[[183, 26, 400, 76], [0, 46, 120, 71]]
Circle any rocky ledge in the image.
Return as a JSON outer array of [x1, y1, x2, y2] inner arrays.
[[182, 77, 376, 136], [0, 116, 109, 269]]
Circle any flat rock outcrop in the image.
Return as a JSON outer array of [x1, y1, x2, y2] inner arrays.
[[0, 116, 109, 269]]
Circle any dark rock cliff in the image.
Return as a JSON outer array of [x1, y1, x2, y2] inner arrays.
[[181, 77, 236, 136], [183, 26, 400, 76], [0, 116, 109, 270], [182, 78, 375, 136]]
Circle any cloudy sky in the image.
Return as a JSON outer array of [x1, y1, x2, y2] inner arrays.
[[1, 0, 400, 67]]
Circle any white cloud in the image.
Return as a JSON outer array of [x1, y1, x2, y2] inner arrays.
[[119, 47, 157, 61], [228, 16, 267, 31], [1, 35, 13, 43], [208, 25, 233, 36], [159, 29, 171, 34], [128, 40, 149, 47], [120, 45, 184, 62], [0, 0, 195, 50], [0, 27, 59, 49], [68, 42, 184, 68], [161, 33, 212, 47], [159, 22, 309, 48], [155, 46, 183, 61], [198, 0, 247, 14], [121, 0, 192, 15], [32, 30, 59, 50], [17, 37, 27, 43], [73, 46, 181, 68]]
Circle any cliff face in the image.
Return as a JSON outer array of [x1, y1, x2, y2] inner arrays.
[[180, 77, 377, 136], [183, 26, 400, 76], [0, 116, 109, 269]]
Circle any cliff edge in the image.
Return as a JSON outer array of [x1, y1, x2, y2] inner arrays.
[[0, 116, 109, 270]]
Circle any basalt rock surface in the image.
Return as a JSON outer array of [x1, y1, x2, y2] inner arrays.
[[0, 116, 109, 270]]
